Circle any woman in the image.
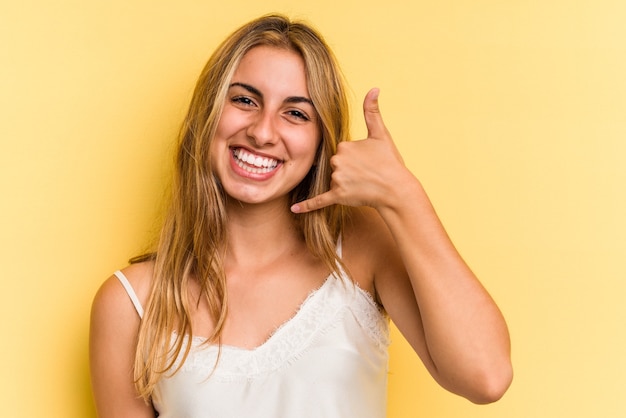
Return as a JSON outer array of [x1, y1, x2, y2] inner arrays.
[[90, 14, 512, 418]]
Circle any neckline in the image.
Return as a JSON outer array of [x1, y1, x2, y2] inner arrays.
[[187, 272, 338, 352], [170, 270, 390, 380]]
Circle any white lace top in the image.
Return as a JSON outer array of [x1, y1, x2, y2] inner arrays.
[[114, 259, 390, 418]]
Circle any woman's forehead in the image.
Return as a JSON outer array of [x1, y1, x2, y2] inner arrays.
[[231, 46, 309, 98]]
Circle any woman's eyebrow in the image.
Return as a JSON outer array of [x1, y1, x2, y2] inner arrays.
[[230, 82, 262, 97], [285, 96, 314, 106], [230, 82, 314, 106]]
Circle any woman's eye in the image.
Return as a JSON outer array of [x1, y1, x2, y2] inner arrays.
[[232, 96, 255, 106], [287, 110, 310, 121]]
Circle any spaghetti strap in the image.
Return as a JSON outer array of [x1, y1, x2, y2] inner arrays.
[[114, 270, 144, 318], [336, 234, 343, 258]]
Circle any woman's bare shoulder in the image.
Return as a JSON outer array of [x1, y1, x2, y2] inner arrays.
[[91, 260, 154, 322], [118, 260, 155, 303], [343, 207, 395, 253], [342, 207, 397, 295]]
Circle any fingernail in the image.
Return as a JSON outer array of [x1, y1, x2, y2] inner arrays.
[[290, 204, 301, 213]]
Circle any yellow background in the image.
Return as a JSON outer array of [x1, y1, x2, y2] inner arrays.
[[1, 1, 625, 417]]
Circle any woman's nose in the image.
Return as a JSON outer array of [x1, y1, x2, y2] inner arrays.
[[246, 110, 278, 147]]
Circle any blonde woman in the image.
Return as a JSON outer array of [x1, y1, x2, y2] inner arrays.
[[90, 14, 512, 418]]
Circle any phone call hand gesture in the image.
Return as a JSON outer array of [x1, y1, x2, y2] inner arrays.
[[291, 88, 413, 214]]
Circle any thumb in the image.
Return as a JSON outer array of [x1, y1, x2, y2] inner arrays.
[[363, 88, 388, 140]]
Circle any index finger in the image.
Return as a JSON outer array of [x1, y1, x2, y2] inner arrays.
[[290, 190, 337, 213]]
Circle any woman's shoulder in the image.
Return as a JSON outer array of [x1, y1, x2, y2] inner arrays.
[[91, 260, 154, 323], [343, 206, 395, 254], [342, 207, 398, 295], [118, 260, 155, 305]]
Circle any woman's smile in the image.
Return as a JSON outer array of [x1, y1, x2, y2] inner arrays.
[[230, 147, 282, 178]]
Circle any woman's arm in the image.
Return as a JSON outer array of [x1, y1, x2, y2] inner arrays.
[[292, 89, 512, 403], [368, 188, 511, 403], [90, 270, 156, 417]]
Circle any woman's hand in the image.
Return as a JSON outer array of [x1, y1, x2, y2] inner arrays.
[[291, 88, 413, 213]]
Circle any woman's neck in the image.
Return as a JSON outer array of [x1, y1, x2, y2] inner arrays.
[[224, 196, 304, 266]]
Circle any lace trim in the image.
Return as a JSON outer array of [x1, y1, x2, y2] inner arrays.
[[170, 273, 389, 381], [350, 281, 391, 351]]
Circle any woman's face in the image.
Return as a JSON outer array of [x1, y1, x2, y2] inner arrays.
[[211, 45, 321, 207]]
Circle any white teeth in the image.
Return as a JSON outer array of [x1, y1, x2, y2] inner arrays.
[[233, 148, 279, 174]]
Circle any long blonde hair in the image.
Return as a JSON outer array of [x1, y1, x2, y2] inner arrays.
[[134, 14, 351, 399]]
